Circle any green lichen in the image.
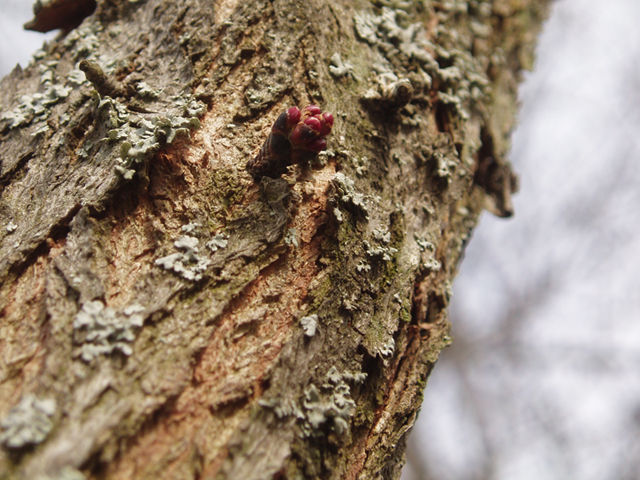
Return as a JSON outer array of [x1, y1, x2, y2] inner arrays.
[[63, 23, 103, 60], [354, 7, 437, 68], [1, 84, 72, 129], [136, 81, 162, 98], [1, 22, 108, 132], [103, 94, 204, 179], [67, 68, 88, 86], [353, 1, 491, 130], [118, 115, 200, 160], [100, 96, 130, 132]]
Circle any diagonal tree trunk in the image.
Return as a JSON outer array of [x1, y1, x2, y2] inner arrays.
[[0, 0, 548, 478]]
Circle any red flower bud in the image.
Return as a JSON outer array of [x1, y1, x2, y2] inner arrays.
[[320, 112, 333, 136], [286, 107, 301, 127], [301, 105, 322, 117], [290, 124, 318, 145], [303, 116, 322, 133], [305, 138, 327, 153], [246, 104, 335, 180]]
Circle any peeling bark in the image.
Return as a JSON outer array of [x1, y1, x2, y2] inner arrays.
[[0, 0, 549, 479]]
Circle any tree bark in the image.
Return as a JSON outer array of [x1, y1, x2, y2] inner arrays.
[[0, 0, 548, 479]]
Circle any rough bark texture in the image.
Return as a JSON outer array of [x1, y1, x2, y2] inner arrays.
[[0, 0, 548, 479]]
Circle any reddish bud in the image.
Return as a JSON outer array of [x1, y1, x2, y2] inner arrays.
[[247, 104, 334, 180], [301, 105, 322, 117], [303, 116, 322, 133], [290, 124, 318, 145], [305, 138, 327, 153], [319, 112, 333, 136], [322, 112, 334, 127], [286, 107, 301, 126]]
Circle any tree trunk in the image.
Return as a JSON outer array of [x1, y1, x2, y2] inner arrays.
[[0, 0, 548, 479]]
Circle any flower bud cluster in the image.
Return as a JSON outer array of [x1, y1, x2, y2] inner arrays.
[[247, 105, 334, 180]]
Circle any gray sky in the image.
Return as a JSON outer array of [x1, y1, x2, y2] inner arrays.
[[0, 0, 56, 75]]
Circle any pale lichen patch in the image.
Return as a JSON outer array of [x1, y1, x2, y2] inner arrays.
[[206, 234, 229, 252], [155, 235, 211, 281], [329, 53, 357, 80], [0, 395, 56, 448], [299, 369, 357, 437], [104, 95, 204, 179], [299, 314, 318, 337], [73, 300, 145, 362], [332, 172, 369, 218]]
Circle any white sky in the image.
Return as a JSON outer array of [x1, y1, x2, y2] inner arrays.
[[0, 0, 57, 75]]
